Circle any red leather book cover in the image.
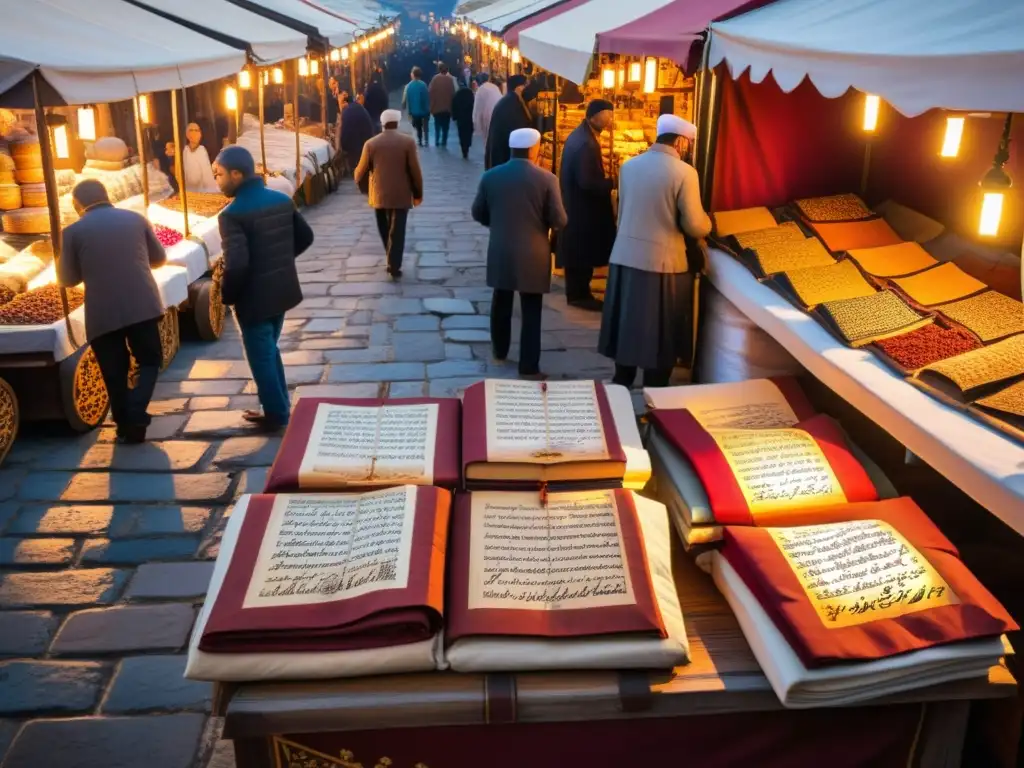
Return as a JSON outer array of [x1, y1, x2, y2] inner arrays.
[[649, 411, 878, 524], [721, 497, 1017, 668], [445, 489, 665, 643], [200, 486, 451, 653], [264, 397, 462, 493]]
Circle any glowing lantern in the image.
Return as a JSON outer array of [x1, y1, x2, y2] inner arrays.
[[642, 57, 657, 94], [341, 47, 350, 60], [52, 124, 70, 159], [137, 94, 151, 124], [299, 57, 309, 77], [77, 106, 96, 141], [628, 61, 641, 83], [977, 114, 1014, 237], [310, 58, 319, 75], [511, 48, 521, 64], [941, 116, 965, 158], [601, 67, 615, 89], [330, 48, 341, 62], [238, 69, 252, 89], [862, 93, 880, 133], [225, 86, 238, 112], [272, 67, 284, 84]]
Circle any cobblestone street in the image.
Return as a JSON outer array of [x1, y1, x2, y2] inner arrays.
[[0, 124, 613, 767]]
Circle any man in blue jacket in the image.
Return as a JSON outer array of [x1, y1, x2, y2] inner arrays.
[[402, 66, 431, 147], [213, 146, 314, 431]]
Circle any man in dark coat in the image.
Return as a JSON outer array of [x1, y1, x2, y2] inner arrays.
[[484, 74, 533, 170], [472, 128, 567, 379], [213, 146, 314, 431], [557, 99, 616, 311], [340, 95, 374, 191], [363, 76, 390, 134], [451, 79, 475, 159]]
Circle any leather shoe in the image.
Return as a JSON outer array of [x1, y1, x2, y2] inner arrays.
[[568, 296, 604, 312]]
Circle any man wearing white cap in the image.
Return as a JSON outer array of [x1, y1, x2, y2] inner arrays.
[[354, 109, 424, 278], [472, 127, 567, 379], [598, 113, 711, 388]]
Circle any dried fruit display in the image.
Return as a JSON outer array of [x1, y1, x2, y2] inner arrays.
[[795, 193, 873, 223], [0, 284, 15, 306], [156, 192, 229, 217], [874, 323, 982, 371], [0, 284, 84, 325], [153, 223, 184, 247]]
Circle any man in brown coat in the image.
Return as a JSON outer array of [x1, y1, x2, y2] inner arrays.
[[354, 109, 424, 278], [428, 62, 456, 148]]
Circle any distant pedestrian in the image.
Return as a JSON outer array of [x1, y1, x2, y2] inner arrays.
[[58, 180, 167, 444], [472, 73, 501, 145], [354, 109, 424, 279], [472, 128, 567, 379], [428, 63, 456, 147], [451, 79, 475, 159], [340, 95, 374, 192], [403, 67, 431, 146], [213, 146, 314, 431], [485, 74, 532, 169], [364, 76, 389, 134]]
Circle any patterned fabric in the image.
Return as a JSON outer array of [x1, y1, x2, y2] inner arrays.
[[795, 193, 872, 223], [891, 262, 987, 307], [712, 207, 778, 237], [917, 334, 1024, 396], [780, 259, 876, 307], [734, 220, 805, 250], [818, 290, 929, 347], [845, 242, 938, 278], [976, 380, 1024, 418], [751, 236, 835, 277], [937, 290, 1024, 343]]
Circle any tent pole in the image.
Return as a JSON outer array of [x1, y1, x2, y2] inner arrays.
[[170, 89, 191, 239], [698, 68, 720, 211], [294, 58, 301, 194], [320, 54, 328, 139], [258, 70, 268, 180], [860, 141, 873, 198], [133, 95, 151, 210]]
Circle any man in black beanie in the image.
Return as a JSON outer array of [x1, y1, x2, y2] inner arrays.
[[484, 73, 533, 169], [557, 98, 616, 311]]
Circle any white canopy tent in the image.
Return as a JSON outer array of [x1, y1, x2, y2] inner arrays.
[[317, 0, 387, 30], [0, 0, 246, 104], [708, 0, 1024, 117], [465, 0, 557, 30], [235, 0, 359, 45], [131, 0, 310, 65]]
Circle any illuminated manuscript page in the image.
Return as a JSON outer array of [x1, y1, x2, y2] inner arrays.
[[468, 491, 635, 611], [243, 488, 416, 608], [709, 427, 847, 514], [767, 520, 959, 628], [484, 380, 609, 463], [646, 379, 800, 429], [299, 403, 437, 486]]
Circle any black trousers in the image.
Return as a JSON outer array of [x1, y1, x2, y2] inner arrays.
[[433, 112, 451, 146], [456, 121, 473, 157], [491, 289, 543, 375], [612, 363, 673, 389], [565, 265, 595, 302], [90, 317, 162, 430], [411, 115, 430, 145], [374, 208, 409, 271]]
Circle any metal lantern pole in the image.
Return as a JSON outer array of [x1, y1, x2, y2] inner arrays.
[[170, 89, 191, 239]]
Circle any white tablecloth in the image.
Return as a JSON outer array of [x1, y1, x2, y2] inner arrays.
[[233, 126, 332, 186], [707, 247, 1024, 526]]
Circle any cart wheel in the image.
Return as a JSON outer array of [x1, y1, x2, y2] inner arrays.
[[0, 376, 19, 466], [157, 307, 180, 369], [191, 276, 225, 341], [60, 344, 109, 433]]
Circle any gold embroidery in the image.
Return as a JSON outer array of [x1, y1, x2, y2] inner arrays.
[[917, 334, 1024, 395], [819, 291, 929, 347], [751, 237, 835, 277], [795, 193, 872, 223], [273, 736, 429, 768], [781, 259, 876, 307], [733, 220, 805, 250], [937, 290, 1024, 343]]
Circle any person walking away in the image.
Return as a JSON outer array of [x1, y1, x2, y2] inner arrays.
[[428, 63, 456, 147], [403, 67, 431, 146], [364, 76, 389, 134], [558, 100, 616, 311], [213, 146, 314, 431], [327, 77, 344, 151], [340, 94, 374, 192], [355, 109, 424, 279], [451, 79, 475, 159], [472, 128, 567, 380], [485, 74, 532, 170], [58, 180, 167, 444], [472, 73, 501, 149], [598, 115, 711, 388]]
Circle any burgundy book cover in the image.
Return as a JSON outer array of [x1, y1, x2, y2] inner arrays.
[[264, 397, 462, 493], [649, 411, 879, 524], [445, 490, 665, 643], [199, 487, 451, 653], [461, 380, 626, 480], [721, 497, 1018, 668]]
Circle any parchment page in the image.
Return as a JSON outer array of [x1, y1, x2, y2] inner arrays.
[[645, 380, 799, 429], [298, 403, 437, 486], [468, 491, 635, 611], [243, 488, 416, 608], [484, 380, 609, 463], [709, 427, 847, 514], [766, 520, 959, 628]]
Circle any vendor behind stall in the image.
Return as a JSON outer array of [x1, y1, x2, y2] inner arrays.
[[182, 122, 218, 193]]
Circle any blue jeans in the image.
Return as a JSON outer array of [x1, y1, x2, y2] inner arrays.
[[239, 313, 290, 424]]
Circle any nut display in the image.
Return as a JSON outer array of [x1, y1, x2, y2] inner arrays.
[[157, 192, 229, 217], [0, 284, 84, 325], [153, 223, 184, 247]]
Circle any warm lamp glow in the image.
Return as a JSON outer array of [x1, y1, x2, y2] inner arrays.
[[601, 67, 615, 89], [52, 124, 70, 160], [330, 48, 340, 62], [941, 116, 965, 158], [979, 192, 1004, 236], [511, 48, 521, 64], [137, 94, 150, 124], [642, 57, 657, 94], [272, 67, 284, 84], [310, 58, 319, 75], [299, 57, 309, 77], [617, 67, 625, 88], [360, 39, 369, 50], [388, 26, 395, 35], [225, 86, 238, 112], [238, 70, 252, 89], [483, 33, 492, 45], [628, 61, 641, 82], [862, 93, 880, 133], [341, 46, 350, 60], [263, 70, 269, 85], [491, 39, 499, 51], [501, 41, 508, 56], [77, 106, 96, 141], [469, 27, 478, 40]]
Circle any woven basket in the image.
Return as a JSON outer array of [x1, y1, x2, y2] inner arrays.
[[12, 140, 42, 170], [0, 154, 14, 173], [1, 207, 50, 234], [0, 172, 13, 186], [0, 186, 21, 211], [14, 169, 44, 184], [20, 183, 46, 208]]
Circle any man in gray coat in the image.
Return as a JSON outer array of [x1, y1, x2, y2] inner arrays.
[[472, 127, 567, 379], [58, 179, 166, 443]]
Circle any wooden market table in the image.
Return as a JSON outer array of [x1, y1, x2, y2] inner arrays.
[[214, 555, 1016, 768]]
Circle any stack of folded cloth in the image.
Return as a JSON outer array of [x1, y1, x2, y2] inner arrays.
[[644, 378, 896, 550]]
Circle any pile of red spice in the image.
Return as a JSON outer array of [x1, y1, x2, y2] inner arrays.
[[874, 323, 982, 370], [153, 223, 184, 247]]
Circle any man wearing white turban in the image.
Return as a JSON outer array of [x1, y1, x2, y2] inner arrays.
[[598, 114, 711, 388]]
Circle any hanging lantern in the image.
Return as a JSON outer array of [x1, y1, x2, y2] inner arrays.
[[263, 70, 270, 85], [628, 61, 641, 83], [330, 48, 341, 62], [272, 67, 284, 84], [469, 27, 478, 40], [137, 94, 151, 124], [642, 57, 657, 94], [361, 39, 370, 50], [862, 93, 880, 133], [299, 57, 309, 77], [977, 114, 1014, 237], [617, 67, 625, 89], [388, 26, 396, 35], [941, 116, 965, 158], [310, 58, 319, 76], [601, 67, 615, 89], [238, 69, 252, 89], [511, 48, 521, 64], [225, 86, 238, 111], [341, 46, 350, 60], [77, 106, 96, 141]]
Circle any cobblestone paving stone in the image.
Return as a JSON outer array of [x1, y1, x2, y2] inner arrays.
[[0, 117, 614, 767]]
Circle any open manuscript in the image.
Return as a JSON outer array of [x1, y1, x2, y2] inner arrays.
[[186, 486, 450, 682], [445, 489, 689, 672], [462, 379, 627, 488], [265, 397, 461, 492], [711, 497, 1015, 707]]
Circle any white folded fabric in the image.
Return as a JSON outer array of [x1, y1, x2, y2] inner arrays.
[[603, 383, 651, 490]]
